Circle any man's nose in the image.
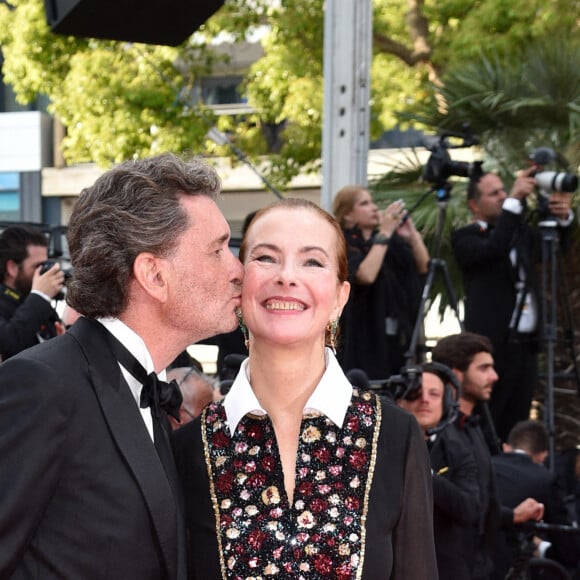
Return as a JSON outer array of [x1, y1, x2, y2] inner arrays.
[[230, 252, 244, 284]]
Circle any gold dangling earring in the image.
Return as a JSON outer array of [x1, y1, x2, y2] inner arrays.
[[327, 319, 338, 355], [236, 307, 249, 350]]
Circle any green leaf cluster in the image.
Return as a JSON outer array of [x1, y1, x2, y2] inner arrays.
[[0, 0, 577, 177]]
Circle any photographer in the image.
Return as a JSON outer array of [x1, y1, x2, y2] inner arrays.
[[397, 363, 481, 579], [432, 332, 546, 580], [0, 225, 65, 359], [452, 167, 573, 444], [333, 185, 429, 381], [492, 420, 580, 579]]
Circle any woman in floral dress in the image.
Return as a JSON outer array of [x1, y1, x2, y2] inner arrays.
[[173, 198, 437, 579]]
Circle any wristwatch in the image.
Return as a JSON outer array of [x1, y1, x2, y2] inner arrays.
[[373, 233, 391, 245]]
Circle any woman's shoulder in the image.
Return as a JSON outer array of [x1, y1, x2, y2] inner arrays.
[[172, 400, 225, 453], [379, 397, 417, 429], [351, 390, 415, 429]]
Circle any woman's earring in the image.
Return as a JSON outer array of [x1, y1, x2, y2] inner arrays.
[[327, 318, 338, 354], [236, 308, 249, 350]]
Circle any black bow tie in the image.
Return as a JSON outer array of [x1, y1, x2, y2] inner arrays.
[[98, 322, 183, 421], [140, 372, 182, 421]]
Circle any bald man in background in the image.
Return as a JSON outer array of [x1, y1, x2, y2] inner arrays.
[[167, 366, 216, 429]]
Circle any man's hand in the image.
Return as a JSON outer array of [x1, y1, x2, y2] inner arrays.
[[513, 497, 545, 524], [547, 192, 573, 220], [510, 166, 537, 201], [32, 262, 65, 300]]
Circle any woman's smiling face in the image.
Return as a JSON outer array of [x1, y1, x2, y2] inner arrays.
[[241, 205, 350, 349]]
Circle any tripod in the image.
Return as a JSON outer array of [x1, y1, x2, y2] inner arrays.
[[537, 220, 580, 470], [404, 182, 464, 367], [404, 181, 502, 453]]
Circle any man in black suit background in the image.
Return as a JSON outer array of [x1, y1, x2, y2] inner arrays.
[[0, 224, 65, 359], [0, 153, 244, 579], [432, 332, 545, 580], [492, 420, 580, 579], [398, 363, 480, 579], [452, 167, 573, 443]]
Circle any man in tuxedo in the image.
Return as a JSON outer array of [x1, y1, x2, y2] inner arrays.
[[452, 167, 573, 442], [432, 332, 545, 580], [398, 363, 480, 579], [0, 153, 244, 579], [492, 420, 580, 579]]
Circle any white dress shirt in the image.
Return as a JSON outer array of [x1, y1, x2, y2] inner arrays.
[[224, 348, 354, 436], [98, 317, 166, 441]]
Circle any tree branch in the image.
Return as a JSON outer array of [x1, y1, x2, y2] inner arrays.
[[373, 0, 432, 66]]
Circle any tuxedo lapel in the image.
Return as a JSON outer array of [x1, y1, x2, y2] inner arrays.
[[69, 318, 180, 579]]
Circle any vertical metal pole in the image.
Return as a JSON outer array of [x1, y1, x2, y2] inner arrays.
[[541, 226, 558, 471], [321, 0, 372, 211]]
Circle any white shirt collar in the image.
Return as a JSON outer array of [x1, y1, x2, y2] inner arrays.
[[98, 317, 161, 373], [223, 348, 353, 435], [97, 317, 160, 440]]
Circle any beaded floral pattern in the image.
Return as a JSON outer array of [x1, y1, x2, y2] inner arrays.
[[202, 389, 381, 580]]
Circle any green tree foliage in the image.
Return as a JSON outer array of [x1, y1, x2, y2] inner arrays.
[[0, 0, 577, 175], [373, 36, 579, 315], [416, 38, 580, 173], [0, 0, 218, 165]]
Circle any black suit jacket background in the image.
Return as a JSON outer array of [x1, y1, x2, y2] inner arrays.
[[429, 425, 481, 579], [0, 284, 60, 359], [492, 451, 580, 578], [452, 209, 539, 351], [0, 317, 186, 579]]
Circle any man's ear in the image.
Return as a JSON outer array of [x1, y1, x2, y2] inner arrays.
[[467, 198, 479, 216], [451, 367, 464, 388], [132, 253, 168, 302], [5, 259, 20, 280]]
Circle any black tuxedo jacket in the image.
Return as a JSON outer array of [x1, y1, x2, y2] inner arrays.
[[0, 317, 186, 579], [0, 285, 61, 359], [452, 209, 539, 350], [429, 426, 481, 579], [492, 451, 580, 576]]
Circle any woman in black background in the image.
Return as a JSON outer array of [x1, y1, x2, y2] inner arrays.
[[333, 185, 429, 381]]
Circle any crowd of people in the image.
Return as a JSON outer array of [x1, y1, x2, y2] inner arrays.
[[0, 152, 578, 579]]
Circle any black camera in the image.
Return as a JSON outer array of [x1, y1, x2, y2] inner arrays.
[[423, 125, 484, 190], [40, 260, 73, 301], [383, 365, 423, 401]]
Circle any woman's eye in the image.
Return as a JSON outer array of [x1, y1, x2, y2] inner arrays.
[[305, 258, 323, 267], [255, 254, 275, 263]]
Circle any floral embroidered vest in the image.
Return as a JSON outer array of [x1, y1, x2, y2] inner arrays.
[[201, 389, 381, 579]]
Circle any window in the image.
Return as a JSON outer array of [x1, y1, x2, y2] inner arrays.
[[201, 76, 246, 105], [0, 173, 20, 220]]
